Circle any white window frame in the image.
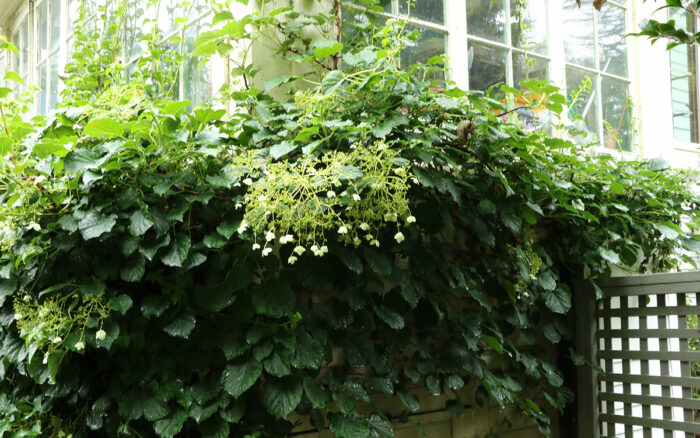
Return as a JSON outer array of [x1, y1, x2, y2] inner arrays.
[[343, 0, 638, 154]]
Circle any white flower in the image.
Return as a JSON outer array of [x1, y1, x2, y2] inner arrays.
[[235, 202, 242, 209], [319, 246, 329, 256], [394, 232, 405, 243], [280, 234, 294, 244], [96, 329, 107, 341], [332, 179, 341, 187], [243, 178, 253, 186], [359, 223, 370, 231], [74, 341, 85, 351], [53, 336, 62, 344], [411, 177, 419, 184], [326, 190, 336, 198], [237, 221, 248, 234], [293, 245, 306, 256], [252, 243, 261, 250], [341, 191, 348, 197], [406, 215, 416, 224], [338, 226, 348, 234], [13, 313, 22, 320], [262, 247, 273, 256], [310, 244, 319, 253], [265, 230, 275, 242], [234, 182, 241, 187], [288, 255, 298, 265], [371, 239, 380, 247], [42, 352, 49, 364], [352, 194, 361, 202], [258, 195, 267, 202], [23, 294, 30, 302]]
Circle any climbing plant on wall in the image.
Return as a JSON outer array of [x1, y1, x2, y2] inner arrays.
[[0, 0, 699, 437]]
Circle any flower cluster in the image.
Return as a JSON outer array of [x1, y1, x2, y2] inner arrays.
[[236, 144, 415, 262]]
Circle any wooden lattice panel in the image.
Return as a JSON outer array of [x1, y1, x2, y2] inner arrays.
[[594, 276, 700, 438]]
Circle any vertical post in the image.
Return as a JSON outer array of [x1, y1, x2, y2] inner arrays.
[[575, 281, 600, 438]]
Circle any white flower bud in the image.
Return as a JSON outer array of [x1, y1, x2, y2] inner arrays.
[[235, 202, 242, 209], [265, 230, 275, 242], [353, 237, 361, 245], [326, 190, 336, 198], [243, 178, 253, 186], [293, 245, 306, 255], [258, 195, 267, 202], [262, 247, 272, 256], [13, 313, 22, 320], [237, 221, 248, 234], [371, 239, 380, 247], [53, 336, 62, 344], [338, 226, 348, 234], [96, 329, 107, 341], [394, 232, 405, 243], [252, 243, 261, 250], [352, 194, 361, 202], [406, 215, 416, 224], [359, 223, 370, 231], [23, 295, 30, 302], [319, 246, 328, 256], [43, 352, 49, 364], [288, 255, 298, 265], [74, 341, 85, 351]]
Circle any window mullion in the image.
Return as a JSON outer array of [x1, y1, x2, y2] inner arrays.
[[446, 0, 467, 89], [593, 9, 605, 145], [504, 0, 513, 87], [547, 0, 565, 90]]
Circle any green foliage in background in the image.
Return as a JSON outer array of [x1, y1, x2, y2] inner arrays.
[[0, 0, 699, 437]]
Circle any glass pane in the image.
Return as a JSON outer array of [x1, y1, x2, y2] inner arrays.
[[342, 7, 387, 49], [68, 0, 79, 35], [566, 67, 598, 143], [598, 5, 627, 77], [39, 64, 47, 115], [125, 0, 148, 62], [183, 19, 211, 105], [511, 0, 547, 54], [400, 0, 444, 24], [50, 0, 62, 52], [513, 53, 548, 86], [669, 11, 698, 142], [468, 42, 506, 91], [601, 77, 633, 151], [38, 0, 49, 61], [158, 0, 208, 36], [467, 0, 507, 44], [11, 30, 18, 75], [50, 54, 59, 110], [401, 27, 446, 74], [563, 0, 594, 68]]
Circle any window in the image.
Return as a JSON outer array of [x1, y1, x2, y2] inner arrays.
[[8, 0, 214, 115], [343, 0, 634, 151], [343, 0, 447, 75], [563, 0, 632, 151], [466, 0, 549, 91], [669, 9, 699, 144]]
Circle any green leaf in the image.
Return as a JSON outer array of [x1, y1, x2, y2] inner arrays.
[[78, 212, 117, 240], [263, 350, 291, 377], [336, 247, 363, 274], [329, 413, 371, 438], [648, 157, 669, 171], [264, 75, 298, 91], [252, 281, 295, 318], [261, 376, 303, 418], [129, 209, 154, 236], [84, 118, 126, 138], [270, 141, 297, 159], [153, 408, 187, 438], [303, 378, 332, 409], [163, 313, 196, 338], [398, 391, 420, 412], [143, 396, 170, 421], [543, 288, 571, 314], [311, 38, 343, 59], [653, 222, 680, 240], [4, 72, 25, 85], [64, 149, 101, 173], [221, 359, 262, 398], [374, 305, 404, 330], [368, 414, 393, 438], [291, 332, 324, 369], [109, 294, 133, 314], [598, 247, 621, 265], [321, 70, 345, 95], [161, 233, 191, 267]]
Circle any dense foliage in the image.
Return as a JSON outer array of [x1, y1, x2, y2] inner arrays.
[[0, 0, 699, 437], [632, 0, 700, 48]]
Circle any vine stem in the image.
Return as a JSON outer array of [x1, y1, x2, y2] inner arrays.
[[0, 103, 9, 137]]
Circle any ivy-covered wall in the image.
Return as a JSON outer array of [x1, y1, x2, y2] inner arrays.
[[0, 1, 698, 437]]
